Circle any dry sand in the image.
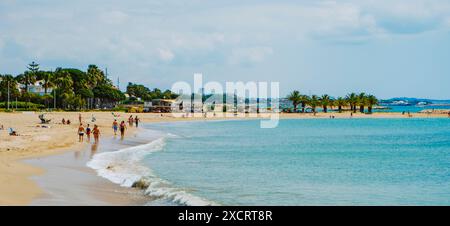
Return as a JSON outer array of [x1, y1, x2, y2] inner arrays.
[[0, 111, 449, 205]]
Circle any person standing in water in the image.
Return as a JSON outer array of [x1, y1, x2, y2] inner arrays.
[[93, 124, 100, 142], [134, 116, 139, 127], [78, 123, 85, 142], [112, 119, 118, 135], [128, 115, 134, 127], [86, 124, 91, 141], [120, 120, 127, 138]]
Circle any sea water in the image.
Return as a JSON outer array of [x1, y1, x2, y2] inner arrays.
[[88, 118, 450, 205]]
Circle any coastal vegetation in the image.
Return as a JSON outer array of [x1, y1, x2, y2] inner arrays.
[[0, 62, 177, 111], [287, 91, 379, 114]]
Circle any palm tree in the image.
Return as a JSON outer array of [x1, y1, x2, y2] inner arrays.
[[309, 95, 320, 113], [366, 95, 378, 114], [299, 95, 310, 113], [319, 94, 331, 113], [334, 97, 346, 113], [358, 92, 366, 113], [87, 65, 107, 87], [37, 71, 54, 94], [287, 90, 302, 112], [0, 74, 20, 103], [345, 93, 358, 113], [53, 69, 74, 109], [16, 71, 37, 93]]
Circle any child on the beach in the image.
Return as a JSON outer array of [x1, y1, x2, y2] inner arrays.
[[120, 121, 126, 138], [112, 119, 118, 135], [78, 123, 85, 142], [93, 125, 100, 142], [86, 124, 91, 141]]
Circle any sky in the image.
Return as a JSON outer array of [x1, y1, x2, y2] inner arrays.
[[1, 0, 450, 99]]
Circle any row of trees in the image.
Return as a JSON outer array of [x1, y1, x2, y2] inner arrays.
[[0, 62, 125, 110], [126, 82, 178, 101], [287, 91, 378, 113]]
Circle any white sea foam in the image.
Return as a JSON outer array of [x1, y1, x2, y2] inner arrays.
[[86, 136, 216, 206]]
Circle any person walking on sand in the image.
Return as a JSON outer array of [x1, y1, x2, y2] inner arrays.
[[93, 124, 100, 142], [120, 120, 127, 138], [134, 116, 139, 127], [112, 119, 118, 135], [86, 124, 91, 141], [79, 113, 82, 124], [62, 118, 66, 125], [78, 123, 85, 142]]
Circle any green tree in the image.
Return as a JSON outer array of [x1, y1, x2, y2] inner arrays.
[[334, 97, 346, 113], [287, 90, 302, 112], [358, 92, 367, 113], [36, 71, 54, 94], [366, 95, 378, 114], [345, 93, 358, 113], [299, 95, 310, 113], [309, 95, 320, 113], [0, 74, 20, 102], [87, 65, 107, 87], [319, 94, 332, 113]]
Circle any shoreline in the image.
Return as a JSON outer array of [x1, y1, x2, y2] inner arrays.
[[25, 127, 155, 205], [1, 111, 449, 205]]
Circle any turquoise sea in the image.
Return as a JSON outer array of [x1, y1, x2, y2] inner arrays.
[[89, 118, 450, 205]]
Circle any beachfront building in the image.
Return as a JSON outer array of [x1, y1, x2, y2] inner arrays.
[[19, 80, 53, 96], [144, 99, 177, 112]]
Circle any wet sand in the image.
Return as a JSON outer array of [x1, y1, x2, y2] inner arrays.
[[25, 130, 155, 205]]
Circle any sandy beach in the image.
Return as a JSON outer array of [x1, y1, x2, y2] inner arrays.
[[1, 110, 449, 205]]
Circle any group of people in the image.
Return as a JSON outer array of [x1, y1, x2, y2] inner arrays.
[[61, 118, 71, 125], [78, 123, 100, 142], [76, 114, 139, 142], [112, 119, 127, 137], [127, 115, 140, 127]]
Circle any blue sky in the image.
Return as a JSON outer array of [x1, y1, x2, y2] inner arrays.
[[1, 0, 450, 99]]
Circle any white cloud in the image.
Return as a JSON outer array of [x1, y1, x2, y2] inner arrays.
[[1, 0, 450, 88], [157, 48, 175, 61]]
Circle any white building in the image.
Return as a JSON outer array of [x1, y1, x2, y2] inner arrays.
[[20, 80, 53, 96]]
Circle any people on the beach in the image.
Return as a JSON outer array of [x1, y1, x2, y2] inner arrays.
[[67, 119, 71, 125], [78, 113, 82, 124], [86, 124, 91, 141], [8, 128, 18, 136], [62, 118, 66, 124], [112, 119, 118, 135], [128, 115, 134, 127], [134, 116, 139, 127], [120, 120, 126, 138], [93, 124, 100, 142], [78, 123, 85, 142]]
